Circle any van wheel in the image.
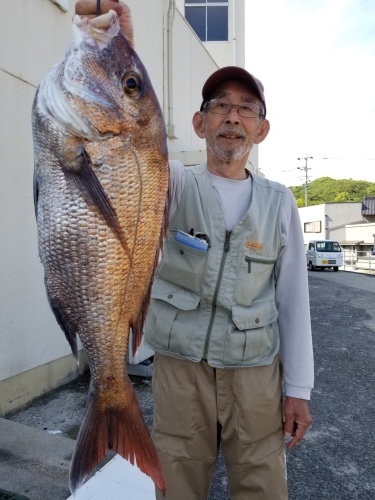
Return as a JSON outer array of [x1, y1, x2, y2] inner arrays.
[[308, 261, 315, 271], [333, 267, 339, 272]]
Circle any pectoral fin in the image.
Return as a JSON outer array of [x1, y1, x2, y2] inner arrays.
[[61, 142, 131, 260]]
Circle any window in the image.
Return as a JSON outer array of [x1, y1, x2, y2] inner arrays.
[[185, 1, 229, 42], [316, 241, 341, 252], [304, 221, 321, 233]]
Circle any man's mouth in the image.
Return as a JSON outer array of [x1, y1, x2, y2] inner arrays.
[[217, 128, 245, 140]]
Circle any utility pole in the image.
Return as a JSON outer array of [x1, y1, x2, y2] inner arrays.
[[297, 155, 313, 206]]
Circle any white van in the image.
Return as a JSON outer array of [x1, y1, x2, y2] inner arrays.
[[306, 240, 343, 272]]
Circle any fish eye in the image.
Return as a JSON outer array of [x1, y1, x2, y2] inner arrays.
[[122, 73, 142, 96]]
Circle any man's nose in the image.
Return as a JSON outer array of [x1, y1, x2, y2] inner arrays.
[[225, 106, 241, 123]]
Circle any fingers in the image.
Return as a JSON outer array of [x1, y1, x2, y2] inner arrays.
[[283, 396, 312, 450], [283, 404, 296, 437], [74, 0, 134, 47], [75, 0, 122, 16], [117, 2, 134, 47], [285, 421, 309, 449]]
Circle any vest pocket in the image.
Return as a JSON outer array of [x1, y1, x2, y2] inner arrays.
[[233, 254, 276, 306], [144, 278, 201, 353], [157, 233, 209, 294], [223, 302, 279, 365]]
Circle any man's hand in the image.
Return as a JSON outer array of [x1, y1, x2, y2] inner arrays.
[[75, 0, 134, 47], [283, 396, 312, 449]]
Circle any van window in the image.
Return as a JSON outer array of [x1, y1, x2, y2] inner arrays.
[[316, 241, 341, 252]]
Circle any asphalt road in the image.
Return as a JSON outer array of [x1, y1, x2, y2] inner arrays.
[[286, 270, 375, 500], [7, 270, 375, 499]]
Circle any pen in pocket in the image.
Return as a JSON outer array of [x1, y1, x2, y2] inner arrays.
[[175, 230, 209, 252]]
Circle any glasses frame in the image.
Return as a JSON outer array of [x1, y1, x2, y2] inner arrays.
[[203, 98, 265, 119]]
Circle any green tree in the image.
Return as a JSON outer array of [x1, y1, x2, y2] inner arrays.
[[289, 177, 375, 205], [334, 192, 350, 202]]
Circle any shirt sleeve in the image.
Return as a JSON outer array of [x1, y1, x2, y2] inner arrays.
[[168, 159, 186, 220], [275, 188, 314, 400]]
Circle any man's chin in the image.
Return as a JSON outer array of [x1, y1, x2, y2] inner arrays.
[[213, 147, 247, 163]]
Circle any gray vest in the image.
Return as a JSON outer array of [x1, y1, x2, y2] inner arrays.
[[144, 164, 287, 368]]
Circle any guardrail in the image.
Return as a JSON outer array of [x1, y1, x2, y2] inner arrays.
[[343, 250, 375, 273]]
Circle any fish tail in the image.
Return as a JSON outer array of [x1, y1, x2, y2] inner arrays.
[[69, 382, 166, 495]]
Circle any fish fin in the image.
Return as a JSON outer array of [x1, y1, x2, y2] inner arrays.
[[33, 171, 39, 219], [131, 285, 152, 357], [162, 165, 171, 238], [47, 292, 78, 359], [63, 146, 132, 262], [70, 381, 166, 495]]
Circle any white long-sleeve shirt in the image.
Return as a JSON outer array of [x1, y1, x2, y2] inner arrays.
[[168, 159, 314, 400]]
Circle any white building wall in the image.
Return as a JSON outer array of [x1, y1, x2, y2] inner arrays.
[[175, 0, 245, 67], [298, 203, 364, 247], [0, 0, 249, 414], [163, 9, 218, 165], [345, 223, 375, 244], [324, 203, 363, 241], [173, 0, 258, 172], [0, 0, 81, 415], [298, 205, 326, 246]]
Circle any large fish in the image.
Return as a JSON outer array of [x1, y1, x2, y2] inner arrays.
[[32, 10, 168, 495]]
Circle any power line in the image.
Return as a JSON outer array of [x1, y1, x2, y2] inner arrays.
[[320, 157, 375, 161], [297, 155, 313, 207]]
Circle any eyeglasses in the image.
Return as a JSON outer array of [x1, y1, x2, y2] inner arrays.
[[204, 98, 264, 119]]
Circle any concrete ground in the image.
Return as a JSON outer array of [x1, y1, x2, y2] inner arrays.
[[1, 270, 375, 499]]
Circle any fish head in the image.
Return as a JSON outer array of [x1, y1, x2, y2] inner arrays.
[[37, 10, 166, 145]]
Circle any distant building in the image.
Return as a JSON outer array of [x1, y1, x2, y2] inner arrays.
[[362, 196, 375, 223], [298, 201, 375, 255]]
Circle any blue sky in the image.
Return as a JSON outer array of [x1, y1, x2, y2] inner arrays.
[[245, 0, 375, 187]]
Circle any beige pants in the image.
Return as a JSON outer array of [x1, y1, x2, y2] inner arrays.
[[152, 353, 287, 500]]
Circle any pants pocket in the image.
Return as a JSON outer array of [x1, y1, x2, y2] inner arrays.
[[152, 354, 197, 439], [237, 357, 283, 446]]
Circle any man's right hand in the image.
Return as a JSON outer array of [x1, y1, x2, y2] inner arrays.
[[75, 0, 134, 47]]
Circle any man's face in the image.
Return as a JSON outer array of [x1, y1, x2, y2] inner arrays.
[[194, 80, 269, 165]]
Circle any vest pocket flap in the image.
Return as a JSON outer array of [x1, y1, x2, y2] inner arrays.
[[152, 278, 201, 310], [232, 301, 278, 330]]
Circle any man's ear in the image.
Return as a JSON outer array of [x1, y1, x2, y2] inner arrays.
[[192, 111, 206, 139], [254, 119, 270, 144]]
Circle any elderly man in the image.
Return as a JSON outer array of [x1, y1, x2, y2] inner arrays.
[[76, 2, 314, 499]]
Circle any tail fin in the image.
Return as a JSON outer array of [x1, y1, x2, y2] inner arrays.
[[69, 381, 165, 495]]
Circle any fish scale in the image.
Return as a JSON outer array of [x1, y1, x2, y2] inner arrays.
[[32, 10, 168, 496]]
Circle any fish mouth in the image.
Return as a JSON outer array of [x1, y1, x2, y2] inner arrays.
[[74, 9, 117, 28], [73, 10, 120, 45]]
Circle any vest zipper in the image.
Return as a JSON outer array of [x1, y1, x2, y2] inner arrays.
[[203, 230, 232, 358]]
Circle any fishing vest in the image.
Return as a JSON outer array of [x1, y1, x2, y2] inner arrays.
[[144, 164, 287, 368]]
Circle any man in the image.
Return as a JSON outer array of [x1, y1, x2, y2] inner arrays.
[[76, 2, 314, 499]]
